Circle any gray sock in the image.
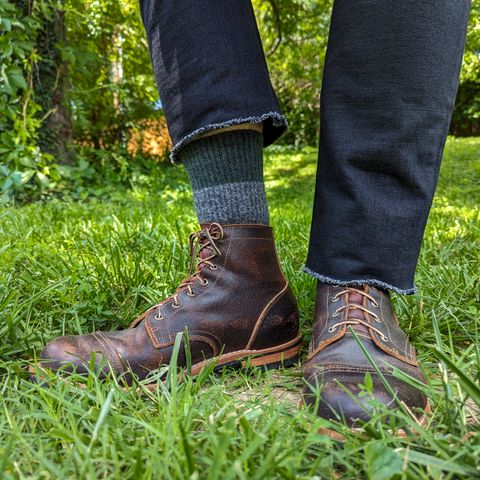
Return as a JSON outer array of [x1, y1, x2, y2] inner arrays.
[[180, 130, 269, 225]]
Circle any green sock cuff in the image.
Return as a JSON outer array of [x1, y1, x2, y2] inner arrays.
[[180, 130, 264, 190], [180, 129, 269, 225]]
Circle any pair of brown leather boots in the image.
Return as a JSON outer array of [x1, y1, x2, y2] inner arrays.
[[36, 224, 428, 427]]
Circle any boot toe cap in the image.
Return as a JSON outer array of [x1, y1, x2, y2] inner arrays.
[[38, 334, 106, 375], [304, 367, 428, 426]]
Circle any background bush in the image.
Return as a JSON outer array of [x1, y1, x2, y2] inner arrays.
[[1, 0, 480, 202]]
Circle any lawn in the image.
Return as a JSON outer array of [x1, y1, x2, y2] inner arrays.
[[0, 138, 479, 479]]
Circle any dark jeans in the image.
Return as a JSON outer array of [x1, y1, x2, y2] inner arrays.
[[140, 0, 470, 294]]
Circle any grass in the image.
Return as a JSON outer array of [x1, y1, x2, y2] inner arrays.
[[0, 137, 479, 479]]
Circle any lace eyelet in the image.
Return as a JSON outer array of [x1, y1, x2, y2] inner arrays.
[[210, 265, 218, 270], [172, 302, 180, 308], [381, 335, 388, 342], [187, 292, 195, 297], [328, 326, 337, 333], [154, 314, 163, 320], [201, 279, 208, 286], [370, 300, 379, 308], [332, 311, 340, 317], [331, 296, 340, 303]]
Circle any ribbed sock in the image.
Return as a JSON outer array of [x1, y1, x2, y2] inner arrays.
[[180, 130, 269, 225]]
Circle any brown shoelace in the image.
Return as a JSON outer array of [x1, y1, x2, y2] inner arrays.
[[153, 223, 223, 320], [130, 224, 224, 327], [328, 287, 388, 342]]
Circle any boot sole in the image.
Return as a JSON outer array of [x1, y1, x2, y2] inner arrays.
[[28, 334, 303, 389]]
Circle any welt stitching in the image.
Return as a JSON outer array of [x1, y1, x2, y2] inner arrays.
[[315, 364, 394, 374], [321, 367, 393, 374]]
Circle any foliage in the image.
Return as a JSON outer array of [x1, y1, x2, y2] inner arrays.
[[0, 140, 479, 478], [63, 0, 160, 148], [254, 0, 332, 146], [257, 0, 480, 142], [0, 0, 55, 203], [0, 0, 162, 203], [452, 0, 480, 135], [2, 0, 480, 202]]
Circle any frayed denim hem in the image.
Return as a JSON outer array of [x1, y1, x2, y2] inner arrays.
[[169, 111, 288, 164], [302, 266, 417, 295]]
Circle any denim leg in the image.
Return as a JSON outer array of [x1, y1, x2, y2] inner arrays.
[[139, 0, 286, 163], [305, 0, 470, 294]]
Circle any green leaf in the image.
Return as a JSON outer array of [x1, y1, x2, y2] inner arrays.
[[365, 441, 403, 480], [1, 176, 13, 191], [20, 169, 35, 184], [364, 371, 373, 393], [1, 18, 12, 31], [8, 69, 27, 90], [19, 157, 35, 168], [11, 170, 22, 186], [36, 171, 49, 188], [78, 158, 90, 170]]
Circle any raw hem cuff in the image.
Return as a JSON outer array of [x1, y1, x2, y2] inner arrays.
[[169, 111, 287, 164], [302, 266, 417, 295]]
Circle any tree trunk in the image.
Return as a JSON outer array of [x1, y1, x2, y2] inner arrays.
[[32, 0, 73, 164]]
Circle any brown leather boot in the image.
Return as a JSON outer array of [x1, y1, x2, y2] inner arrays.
[[303, 283, 428, 427], [34, 224, 301, 386]]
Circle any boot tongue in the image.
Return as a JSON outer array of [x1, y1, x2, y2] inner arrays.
[[197, 241, 210, 270], [344, 289, 371, 337]]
